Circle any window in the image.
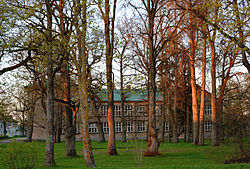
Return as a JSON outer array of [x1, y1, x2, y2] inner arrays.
[[114, 105, 121, 116], [103, 122, 109, 133], [205, 105, 211, 115], [155, 106, 160, 115], [115, 122, 122, 132], [88, 123, 97, 133], [125, 121, 134, 132], [205, 121, 212, 132], [124, 105, 132, 116], [89, 105, 93, 115], [164, 122, 169, 132], [101, 105, 108, 116], [137, 106, 145, 113], [137, 121, 146, 132]]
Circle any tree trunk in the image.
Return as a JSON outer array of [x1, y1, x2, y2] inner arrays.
[[45, 0, 55, 166], [103, 0, 118, 155], [173, 57, 179, 143], [96, 117, 105, 142], [62, 62, 77, 156], [198, 36, 206, 146], [55, 105, 62, 143], [189, 21, 199, 144], [90, 99, 105, 142], [74, 0, 96, 167], [120, 52, 126, 143], [167, 88, 172, 143], [144, 0, 159, 156], [210, 42, 219, 146], [3, 122, 7, 136], [159, 99, 165, 142], [186, 101, 190, 142], [27, 113, 34, 142], [79, 75, 96, 167]]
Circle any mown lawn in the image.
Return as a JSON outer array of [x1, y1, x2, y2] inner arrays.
[[0, 139, 249, 169]]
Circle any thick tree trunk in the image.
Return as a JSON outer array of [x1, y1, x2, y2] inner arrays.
[[104, 0, 118, 155], [75, 0, 96, 167], [55, 105, 62, 143], [45, 0, 55, 166], [62, 62, 77, 156], [90, 99, 105, 142], [190, 61, 198, 145], [145, 0, 159, 156], [45, 56, 55, 166], [189, 22, 199, 144], [27, 113, 34, 142], [79, 76, 96, 167], [96, 117, 105, 142], [198, 37, 206, 146]]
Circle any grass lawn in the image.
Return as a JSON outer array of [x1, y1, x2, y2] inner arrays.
[[0, 139, 249, 169]]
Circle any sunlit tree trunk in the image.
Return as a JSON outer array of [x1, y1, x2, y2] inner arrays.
[[144, 0, 159, 156], [101, 0, 118, 155], [198, 35, 206, 146], [210, 42, 218, 146], [189, 31, 199, 144], [62, 63, 77, 156], [75, 0, 96, 167], [57, 0, 77, 156], [173, 56, 179, 143]]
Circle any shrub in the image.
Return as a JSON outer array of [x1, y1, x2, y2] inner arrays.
[[0, 135, 9, 140], [3, 139, 38, 169]]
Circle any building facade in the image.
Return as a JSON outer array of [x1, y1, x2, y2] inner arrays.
[[32, 89, 212, 140]]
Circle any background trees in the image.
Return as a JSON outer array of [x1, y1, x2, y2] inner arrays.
[[0, 0, 249, 167]]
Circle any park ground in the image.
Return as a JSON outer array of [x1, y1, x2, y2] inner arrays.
[[0, 138, 249, 169]]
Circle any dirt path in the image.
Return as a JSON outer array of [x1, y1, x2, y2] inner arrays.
[[0, 138, 27, 144]]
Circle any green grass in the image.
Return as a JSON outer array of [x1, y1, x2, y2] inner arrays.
[[0, 139, 249, 169]]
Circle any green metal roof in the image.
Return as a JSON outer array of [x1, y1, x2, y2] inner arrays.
[[98, 89, 163, 102]]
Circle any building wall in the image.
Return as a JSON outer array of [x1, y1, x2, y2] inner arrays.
[[31, 101, 212, 140], [0, 121, 22, 137]]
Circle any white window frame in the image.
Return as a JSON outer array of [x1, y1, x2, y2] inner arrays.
[[137, 106, 145, 113], [103, 122, 109, 133], [114, 105, 121, 116], [88, 123, 97, 133], [115, 122, 122, 132], [205, 121, 212, 132], [124, 105, 132, 116], [101, 105, 108, 116], [125, 121, 134, 132], [205, 105, 211, 115], [137, 121, 146, 132]]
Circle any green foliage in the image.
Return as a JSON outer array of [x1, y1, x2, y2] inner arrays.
[[2, 139, 38, 169], [0, 135, 9, 140]]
